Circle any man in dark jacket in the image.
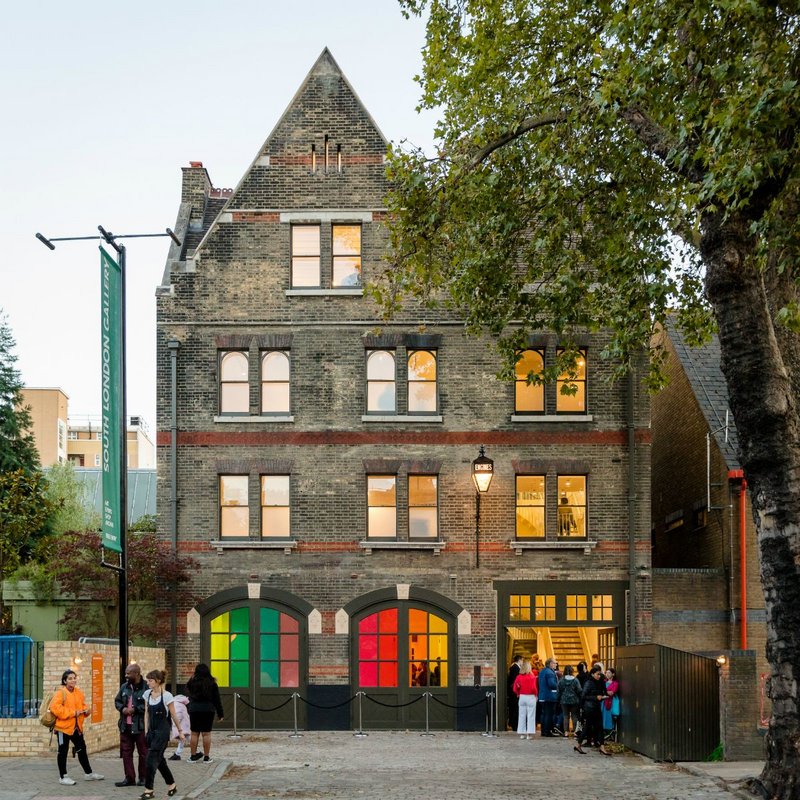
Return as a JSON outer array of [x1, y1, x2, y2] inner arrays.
[[113, 664, 148, 787], [506, 654, 523, 731], [537, 658, 559, 736]]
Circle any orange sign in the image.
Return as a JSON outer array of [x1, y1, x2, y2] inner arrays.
[[91, 654, 103, 723]]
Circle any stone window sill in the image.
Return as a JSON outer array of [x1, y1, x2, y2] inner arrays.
[[510, 539, 598, 555], [359, 540, 445, 555], [510, 414, 593, 423], [214, 415, 294, 423], [285, 288, 363, 297], [361, 415, 443, 423], [211, 539, 297, 554]]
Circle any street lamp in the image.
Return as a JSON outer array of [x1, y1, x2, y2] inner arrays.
[[472, 446, 494, 567]]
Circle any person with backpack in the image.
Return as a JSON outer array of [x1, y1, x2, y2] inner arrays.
[[186, 663, 224, 763], [557, 665, 582, 736], [113, 663, 148, 787], [49, 669, 104, 785]]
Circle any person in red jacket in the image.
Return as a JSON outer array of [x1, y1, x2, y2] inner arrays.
[[512, 660, 539, 739], [50, 669, 104, 785]]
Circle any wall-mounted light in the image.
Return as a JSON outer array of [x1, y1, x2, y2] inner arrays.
[[471, 446, 494, 493]]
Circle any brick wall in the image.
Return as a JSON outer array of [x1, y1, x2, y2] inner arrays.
[[717, 650, 765, 760], [0, 642, 164, 757]]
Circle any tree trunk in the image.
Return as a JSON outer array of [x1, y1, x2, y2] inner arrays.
[[703, 212, 800, 800]]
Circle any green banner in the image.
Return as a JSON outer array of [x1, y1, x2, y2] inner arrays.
[[100, 246, 122, 553]]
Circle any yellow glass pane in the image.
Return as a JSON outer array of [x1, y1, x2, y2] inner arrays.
[[213, 662, 230, 687], [517, 476, 545, 504], [210, 633, 229, 660], [408, 351, 436, 381], [211, 612, 229, 633], [516, 349, 544, 379], [429, 635, 447, 660], [429, 614, 447, 634], [516, 381, 544, 412]]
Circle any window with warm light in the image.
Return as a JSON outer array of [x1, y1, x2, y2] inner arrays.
[[366, 350, 396, 413], [408, 609, 448, 687], [291, 225, 321, 287], [556, 348, 587, 412], [515, 349, 545, 412], [557, 475, 587, 537], [407, 350, 437, 413], [591, 594, 613, 621], [509, 594, 531, 621], [533, 594, 556, 621], [566, 594, 588, 621], [367, 475, 397, 538], [516, 475, 545, 538], [261, 351, 290, 414], [332, 224, 361, 287], [220, 351, 249, 414], [220, 475, 249, 538], [261, 475, 290, 538], [408, 475, 438, 539]]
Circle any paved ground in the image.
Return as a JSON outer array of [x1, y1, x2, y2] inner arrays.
[[0, 732, 763, 800]]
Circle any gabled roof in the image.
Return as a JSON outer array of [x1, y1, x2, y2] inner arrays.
[[665, 316, 740, 469]]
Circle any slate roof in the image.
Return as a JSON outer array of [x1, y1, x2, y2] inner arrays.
[[665, 316, 740, 469]]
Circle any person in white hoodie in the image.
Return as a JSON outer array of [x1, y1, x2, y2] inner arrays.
[[556, 665, 582, 736], [168, 695, 191, 760]]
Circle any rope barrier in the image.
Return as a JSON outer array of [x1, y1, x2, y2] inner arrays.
[[363, 693, 424, 709], [297, 695, 358, 710], [235, 694, 294, 713], [429, 693, 488, 710]]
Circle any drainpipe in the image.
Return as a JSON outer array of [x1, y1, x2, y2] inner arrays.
[[627, 369, 637, 645], [728, 469, 747, 649], [168, 339, 181, 687]]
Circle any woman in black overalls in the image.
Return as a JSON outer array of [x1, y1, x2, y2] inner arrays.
[[141, 669, 185, 799]]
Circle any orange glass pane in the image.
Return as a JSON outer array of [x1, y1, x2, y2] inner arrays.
[[379, 662, 398, 687], [408, 608, 427, 633], [379, 608, 398, 632], [379, 635, 397, 660]]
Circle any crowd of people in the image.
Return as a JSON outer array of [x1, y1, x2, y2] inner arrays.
[[49, 662, 224, 795], [508, 654, 620, 756]]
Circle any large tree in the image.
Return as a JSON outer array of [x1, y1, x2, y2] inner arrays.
[[385, 2, 799, 796], [0, 310, 39, 473]]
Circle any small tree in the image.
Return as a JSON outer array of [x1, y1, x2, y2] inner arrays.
[[43, 531, 197, 642], [44, 461, 101, 536]]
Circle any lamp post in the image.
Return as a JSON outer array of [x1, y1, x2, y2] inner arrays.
[[471, 446, 494, 568]]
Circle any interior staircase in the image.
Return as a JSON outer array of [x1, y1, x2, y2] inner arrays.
[[549, 628, 586, 669]]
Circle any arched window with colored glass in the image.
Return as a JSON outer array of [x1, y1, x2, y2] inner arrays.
[[210, 606, 250, 687]]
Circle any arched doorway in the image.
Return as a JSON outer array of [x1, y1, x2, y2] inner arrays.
[[195, 587, 311, 729], [347, 588, 459, 730]]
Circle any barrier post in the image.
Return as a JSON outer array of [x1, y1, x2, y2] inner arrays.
[[481, 692, 491, 737], [420, 691, 435, 737], [487, 692, 498, 738], [353, 691, 368, 738], [289, 691, 303, 738], [227, 692, 242, 739]]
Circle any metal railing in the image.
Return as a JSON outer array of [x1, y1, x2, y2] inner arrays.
[[0, 639, 44, 719]]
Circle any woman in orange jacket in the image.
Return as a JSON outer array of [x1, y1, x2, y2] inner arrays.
[[50, 669, 104, 786]]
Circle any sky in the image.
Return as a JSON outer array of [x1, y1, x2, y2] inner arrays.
[[0, 0, 437, 433]]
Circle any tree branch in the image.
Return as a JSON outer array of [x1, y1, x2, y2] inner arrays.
[[468, 112, 568, 169]]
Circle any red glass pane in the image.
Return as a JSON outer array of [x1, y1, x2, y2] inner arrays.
[[359, 635, 378, 660], [379, 634, 397, 660], [408, 608, 427, 633], [280, 661, 299, 687], [379, 662, 398, 687], [360, 662, 378, 687], [359, 613, 378, 634], [379, 608, 398, 632], [280, 614, 299, 633], [281, 633, 299, 660]]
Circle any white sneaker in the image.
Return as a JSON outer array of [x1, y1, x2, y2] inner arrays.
[[59, 776, 76, 785], [84, 773, 105, 781]]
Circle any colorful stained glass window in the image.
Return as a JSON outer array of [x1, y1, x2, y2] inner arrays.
[[358, 608, 399, 687], [260, 608, 300, 688], [210, 606, 250, 688], [408, 610, 448, 688]]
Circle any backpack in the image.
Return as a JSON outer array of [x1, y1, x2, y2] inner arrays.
[[39, 687, 66, 730]]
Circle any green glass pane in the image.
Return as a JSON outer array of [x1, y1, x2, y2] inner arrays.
[[260, 633, 279, 661], [230, 607, 249, 633], [260, 607, 279, 633], [210, 634, 229, 661], [230, 633, 249, 660], [260, 661, 279, 688], [212, 661, 230, 687], [210, 612, 229, 633], [230, 661, 249, 687]]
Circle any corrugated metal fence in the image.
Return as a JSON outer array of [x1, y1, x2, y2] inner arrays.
[[617, 643, 719, 761]]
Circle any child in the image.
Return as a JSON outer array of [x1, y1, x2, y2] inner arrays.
[[168, 694, 191, 760]]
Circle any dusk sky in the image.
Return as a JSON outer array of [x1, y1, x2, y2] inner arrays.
[[1, 1, 437, 432]]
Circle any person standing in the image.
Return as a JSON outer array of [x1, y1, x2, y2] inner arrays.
[[537, 657, 559, 736], [506, 654, 522, 731], [602, 667, 620, 738], [114, 663, 148, 787], [512, 660, 538, 739], [575, 664, 611, 755], [557, 665, 582, 736], [50, 669, 104, 786], [186, 663, 225, 763], [141, 669, 184, 799]]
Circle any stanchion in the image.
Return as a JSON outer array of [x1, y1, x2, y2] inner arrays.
[[289, 692, 303, 738], [227, 692, 242, 739], [420, 691, 435, 737], [353, 691, 368, 738], [480, 691, 491, 737], [486, 692, 498, 738]]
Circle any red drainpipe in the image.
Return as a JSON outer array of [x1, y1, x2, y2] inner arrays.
[[729, 469, 747, 649]]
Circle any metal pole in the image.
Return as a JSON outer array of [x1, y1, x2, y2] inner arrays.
[[227, 692, 242, 738], [353, 691, 368, 738], [420, 691, 434, 737], [481, 692, 491, 736], [289, 692, 303, 738], [485, 692, 497, 738], [475, 490, 481, 568], [117, 242, 129, 681]]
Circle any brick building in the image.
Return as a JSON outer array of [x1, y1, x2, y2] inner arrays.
[[155, 49, 652, 730], [651, 318, 767, 682]]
